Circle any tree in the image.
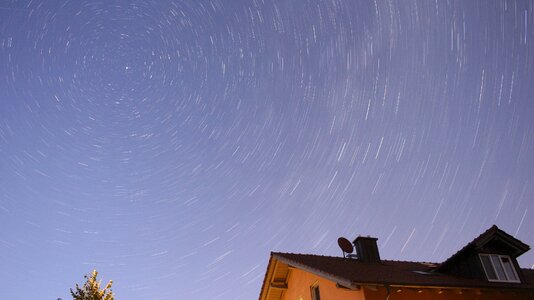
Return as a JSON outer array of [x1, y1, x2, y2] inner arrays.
[[70, 270, 114, 300]]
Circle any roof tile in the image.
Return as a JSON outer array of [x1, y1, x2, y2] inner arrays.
[[273, 252, 534, 290]]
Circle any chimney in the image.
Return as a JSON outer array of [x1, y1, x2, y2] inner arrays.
[[353, 236, 381, 263]]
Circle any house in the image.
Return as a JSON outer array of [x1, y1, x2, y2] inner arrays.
[[258, 225, 534, 300]]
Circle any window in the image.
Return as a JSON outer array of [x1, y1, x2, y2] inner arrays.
[[310, 284, 321, 300], [479, 254, 520, 283]]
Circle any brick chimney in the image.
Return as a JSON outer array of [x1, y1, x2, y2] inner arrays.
[[353, 236, 381, 263]]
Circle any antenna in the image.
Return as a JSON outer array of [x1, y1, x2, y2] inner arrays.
[[337, 237, 354, 258]]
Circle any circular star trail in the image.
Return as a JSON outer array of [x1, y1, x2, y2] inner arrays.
[[1, 1, 533, 299]]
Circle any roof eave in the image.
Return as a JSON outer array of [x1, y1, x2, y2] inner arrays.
[[272, 253, 358, 289]]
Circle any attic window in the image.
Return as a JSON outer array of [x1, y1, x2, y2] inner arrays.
[[310, 283, 321, 300], [479, 254, 520, 283]]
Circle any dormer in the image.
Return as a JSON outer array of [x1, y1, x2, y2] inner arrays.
[[436, 225, 530, 283]]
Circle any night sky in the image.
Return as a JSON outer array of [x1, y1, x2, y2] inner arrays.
[[1, 1, 533, 299]]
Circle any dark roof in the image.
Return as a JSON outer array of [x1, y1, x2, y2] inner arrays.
[[436, 225, 531, 272], [273, 252, 534, 291]]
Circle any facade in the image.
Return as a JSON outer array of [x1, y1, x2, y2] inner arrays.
[[259, 225, 534, 300]]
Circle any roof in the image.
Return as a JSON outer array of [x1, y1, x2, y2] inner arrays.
[[436, 225, 531, 271], [272, 252, 534, 291]]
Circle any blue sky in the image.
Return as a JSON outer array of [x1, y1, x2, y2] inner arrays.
[[1, 1, 533, 299]]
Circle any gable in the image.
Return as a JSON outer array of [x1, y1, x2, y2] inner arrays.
[[435, 226, 529, 282], [282, 268, 364, 300], [478, 234, 528, 257], [258, 255, 290, 300]]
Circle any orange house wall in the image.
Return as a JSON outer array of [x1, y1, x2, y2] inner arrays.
[[282, 268, 365, 300], [282, 268, 534, 300]]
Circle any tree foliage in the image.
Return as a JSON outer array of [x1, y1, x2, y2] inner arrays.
[[70, 270, 114, 300]]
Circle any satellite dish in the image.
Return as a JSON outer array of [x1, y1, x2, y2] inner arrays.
[[337, 237, 354, 255]]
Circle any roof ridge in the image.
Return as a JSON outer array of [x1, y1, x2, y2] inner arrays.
[[273, 252, 344, 258], [274, 252, 438, 265]]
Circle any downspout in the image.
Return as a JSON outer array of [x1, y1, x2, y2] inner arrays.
[[384, 284, 391, 300]]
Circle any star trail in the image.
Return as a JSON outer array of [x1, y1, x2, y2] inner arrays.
[[1, 1, 533, 299]]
